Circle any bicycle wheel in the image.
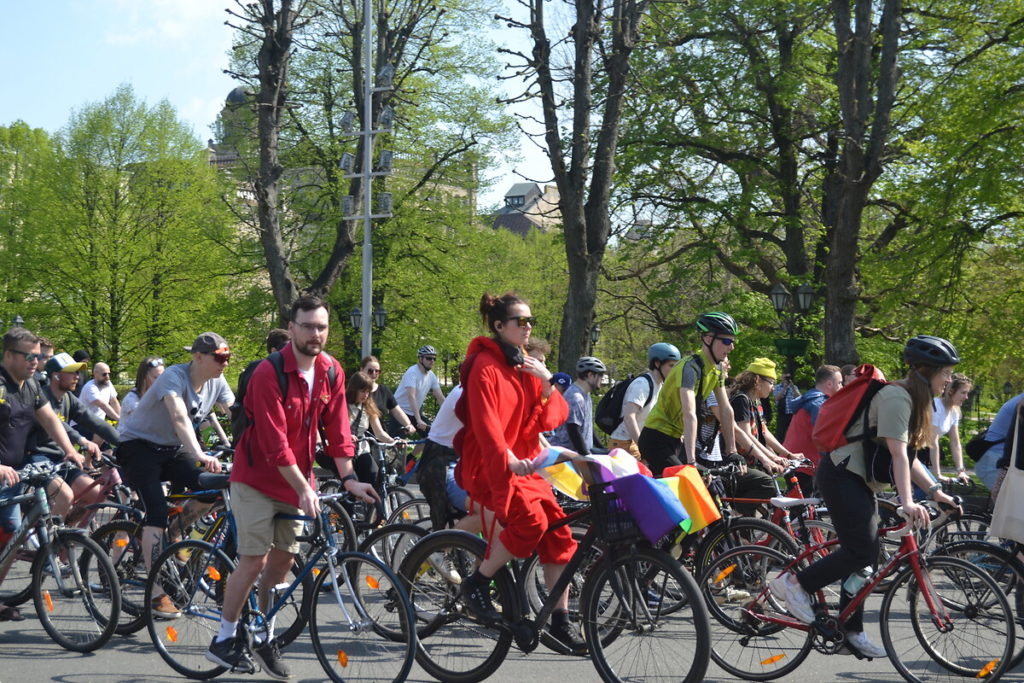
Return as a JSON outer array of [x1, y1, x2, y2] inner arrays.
[[91, 519, 148, 634], [694, 516, 799, 577], [0, 531, 37, 607], [933, 540, 1024, 671], [385, 497, 433, 528], [699, 544, 812, 680], [272, 557, 314, 648], [357, 523, 427, 571], [582, 546, 710, 682], [323, 499, 358, 553], [32, 529, 121, 652], [922, 511, 994, 554], [397, 530, 516, 683], [309, 551, 416, 682], [880, 554, 1014, 683], [145, 539, 234, 680]]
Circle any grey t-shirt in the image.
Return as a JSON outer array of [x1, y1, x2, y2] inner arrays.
[[549, 384, 593, 452], [118, 363, 234, 447]]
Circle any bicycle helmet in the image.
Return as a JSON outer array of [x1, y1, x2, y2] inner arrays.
[[903, 335, 960, 367], [696, 312, 739, 336], [576, 356, 607, 374], [418, 345, 437, 357], [647, 342, 681, 363]]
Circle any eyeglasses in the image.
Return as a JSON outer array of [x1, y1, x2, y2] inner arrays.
[[297, 322, 328, 334], [421, 356, 436, 362], [147, 358, 164, 368], [505, 315, 537, 327], [8, 349, 41, 362], [716, 337, 735, 346], [207, 352, 231, 364], [760, 376, 775, 385]]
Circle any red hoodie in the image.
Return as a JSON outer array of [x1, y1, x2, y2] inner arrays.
[[454, 336, 568, 517]]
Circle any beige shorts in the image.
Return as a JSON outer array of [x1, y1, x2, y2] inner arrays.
[[608, 438, 642, 461], [230, 482, 304, 556]]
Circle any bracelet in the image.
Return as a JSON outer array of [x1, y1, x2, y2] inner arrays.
[[928, 481, 943, 494], [340, 474, 358, 486]]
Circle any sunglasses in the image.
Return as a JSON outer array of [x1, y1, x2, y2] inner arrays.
[[505, 315, 537, 327], [365, 368, 381, 375], [9, 349, 41, 362], [147, 358, 165, 368], [716, 337, 735, 346], [421, 356, 436, 361], [207, 352, 231, 364]]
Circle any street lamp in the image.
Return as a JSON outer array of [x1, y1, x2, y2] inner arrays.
[[350, 306, 387, 331], [1003, 380, 1014, 402], [589, 324, 601, 355], [767, 283, 815, 377], [442, 351, 460, 387], [11, 315, 23, 328], [373, 305, 387, 329], [349, 307, 362, 330]]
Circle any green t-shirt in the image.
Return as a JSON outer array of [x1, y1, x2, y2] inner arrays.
[[644, 354, 724, 440], [830, 383, 911, 491]]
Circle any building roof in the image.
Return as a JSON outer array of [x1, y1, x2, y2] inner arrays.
[[504, 182, 540, 199]]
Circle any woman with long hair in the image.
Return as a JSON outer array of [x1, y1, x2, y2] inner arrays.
[[454, 291, 582, 648], [345, 370, 404, 484], [119, 356, 164, 426], [728, 358, 798, 473], [927, 372, 972, 484], [770, 335, 961, 659]]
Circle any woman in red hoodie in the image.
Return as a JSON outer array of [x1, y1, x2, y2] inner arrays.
[[454, 291, 581, 647]]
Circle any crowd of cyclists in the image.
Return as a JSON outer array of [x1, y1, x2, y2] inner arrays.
[[1, 290, 1022, 682]]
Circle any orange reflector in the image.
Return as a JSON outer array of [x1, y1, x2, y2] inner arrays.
[[44, 590, 54, 612], [714, 564, 737, 583], [978, 660, 999, 678], [115, 538, 129, 548], [762, 654, 786, 665], [313, 568, 321, 578], [365, 575, 380, 589], [402, 511, 411, 520], [337, 650, 349, 667], [206, 566, 221, 581], [166, 626, 178, 642]]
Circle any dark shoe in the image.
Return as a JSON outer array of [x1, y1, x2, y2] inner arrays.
[[460, 571, 500, 623], [0, 604, 24, 622], [151, 594, 181, 620], [205, 633, 251, 670], [548, 617, 587, 654], [253, 639, 291, 680]]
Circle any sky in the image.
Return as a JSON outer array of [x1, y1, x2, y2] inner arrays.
[[0, 0, 548, 207]]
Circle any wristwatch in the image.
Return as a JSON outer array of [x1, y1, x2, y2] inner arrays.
[[927, 481, 943, 494], [340, 474, 358, 487]]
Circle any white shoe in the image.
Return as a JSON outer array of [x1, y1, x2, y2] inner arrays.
[[428, 552, 462, 585], [714, 586, 753, 605], [768, 573, 815, 624], [842, 631, 887, 659]]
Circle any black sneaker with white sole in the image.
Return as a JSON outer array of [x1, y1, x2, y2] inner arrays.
[[205, 634, 253, 671], [253, 639, 291, 680]]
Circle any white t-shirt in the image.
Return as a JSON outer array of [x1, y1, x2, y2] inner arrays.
[[119, 390, 141, 430], [427, 385, 463, 449], [395, 364, 442, 416], [299, 365, 316, 401], [610, 373, 661, 441], [80, 379, 119, 422], [932, 397, 960, 436]]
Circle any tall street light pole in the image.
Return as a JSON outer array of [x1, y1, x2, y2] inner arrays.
[[768, 283, 815, 377]]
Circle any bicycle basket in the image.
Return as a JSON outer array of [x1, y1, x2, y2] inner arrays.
[[589, 483, 641, 544]]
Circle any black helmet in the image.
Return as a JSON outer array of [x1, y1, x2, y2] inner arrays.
[[576, 356, 607, 374], [903, 335, 960, 367], [696, 312, 739, 336]]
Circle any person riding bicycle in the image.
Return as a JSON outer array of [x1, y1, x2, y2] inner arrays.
[[454, 291, 583, 649], [638, 312, 743, 476], [395, 345, 445, 437], [547, 356, 607, 455], [770, 335, 962, 659]]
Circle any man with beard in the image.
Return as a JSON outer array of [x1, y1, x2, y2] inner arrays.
[[208, 296, 378, 677]]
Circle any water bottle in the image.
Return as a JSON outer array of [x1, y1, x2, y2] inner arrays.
[[842, 567, 873, 597], [188, 514, 216, 541]]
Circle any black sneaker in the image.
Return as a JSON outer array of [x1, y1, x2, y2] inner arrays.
[[253, 639, 291, 680], [205, 634, 252, 671], [460, 571, 500, 623], [548, 614, 587, 654]]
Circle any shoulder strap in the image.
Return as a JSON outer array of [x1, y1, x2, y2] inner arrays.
[[268, 351, 288, 398], [641, 373, 655, 408]]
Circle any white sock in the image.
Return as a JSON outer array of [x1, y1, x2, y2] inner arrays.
[[215, 619, 238, 642], [253, 615, 276, 645]]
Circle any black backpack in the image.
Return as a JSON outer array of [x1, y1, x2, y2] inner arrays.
[[231, 350, 339, 447], [595, 374, 655, 435]]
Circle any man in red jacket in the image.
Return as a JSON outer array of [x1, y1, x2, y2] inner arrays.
[[207, 295, 378, 678]]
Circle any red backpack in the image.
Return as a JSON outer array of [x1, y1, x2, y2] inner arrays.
[[811, 364, 889, 453]]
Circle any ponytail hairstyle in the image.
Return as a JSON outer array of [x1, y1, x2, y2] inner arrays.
[[903, 366, 941, 449], [345, 370, 380, 419], [479, 291, 528, 337], [941, 372, 973, 416]]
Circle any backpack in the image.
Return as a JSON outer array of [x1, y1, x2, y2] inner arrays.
[[232, 350, 339, 449], [811, 364, 896, 484], [595, 373, 655, 435]]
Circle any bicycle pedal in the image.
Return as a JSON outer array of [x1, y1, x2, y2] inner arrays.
[[230, 657, 257, 675]]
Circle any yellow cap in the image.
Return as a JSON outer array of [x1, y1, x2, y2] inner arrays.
[[746, 357, 778, 380]]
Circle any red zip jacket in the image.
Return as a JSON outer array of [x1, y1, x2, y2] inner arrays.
[[454, 336, 568, 517], [231, 343, 354, 507]]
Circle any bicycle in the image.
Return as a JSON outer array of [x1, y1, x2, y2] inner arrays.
[[397, 479, 711, 683], [700, 506, 1015, 682], [0, 460, 121, 652], [144, 492, 416, 681]]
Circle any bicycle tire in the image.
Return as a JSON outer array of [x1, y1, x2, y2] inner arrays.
[[272, 557, 315, 648], [699, 544, 813, 680], [932, 539, 1024, 671], [694, 516, 799, 577], [921, 510, 993, 554], [880, 554, 1013, 683], [323, 499, 358, 553], [397, 529, 516, 683], [385, 497, 433, 528], [357, 522, 427, 572], [309, 551, 416, 682], [365, 486, 416, 528], [145, 539, 234, 680], [582, 546, 710, 682], [32, 529, 121, 652], [91, 519, 148, 634], [0, 531, 37, 607]]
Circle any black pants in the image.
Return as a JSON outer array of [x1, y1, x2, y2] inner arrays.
[[637, 427, 683, 477], [796, 455, 879, 631], [418, 440, 461, 531], [118, 439, 204, 529]]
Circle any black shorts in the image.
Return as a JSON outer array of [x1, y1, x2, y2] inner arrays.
[[117, 439, 204, 528]]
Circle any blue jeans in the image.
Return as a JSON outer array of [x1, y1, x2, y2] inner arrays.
[[445, 461, 468, 513], [0, 454, 54, 535], [975, 449, 1002, 490]]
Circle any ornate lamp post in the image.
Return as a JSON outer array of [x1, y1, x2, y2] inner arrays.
[[768, 283, 815, 377]]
